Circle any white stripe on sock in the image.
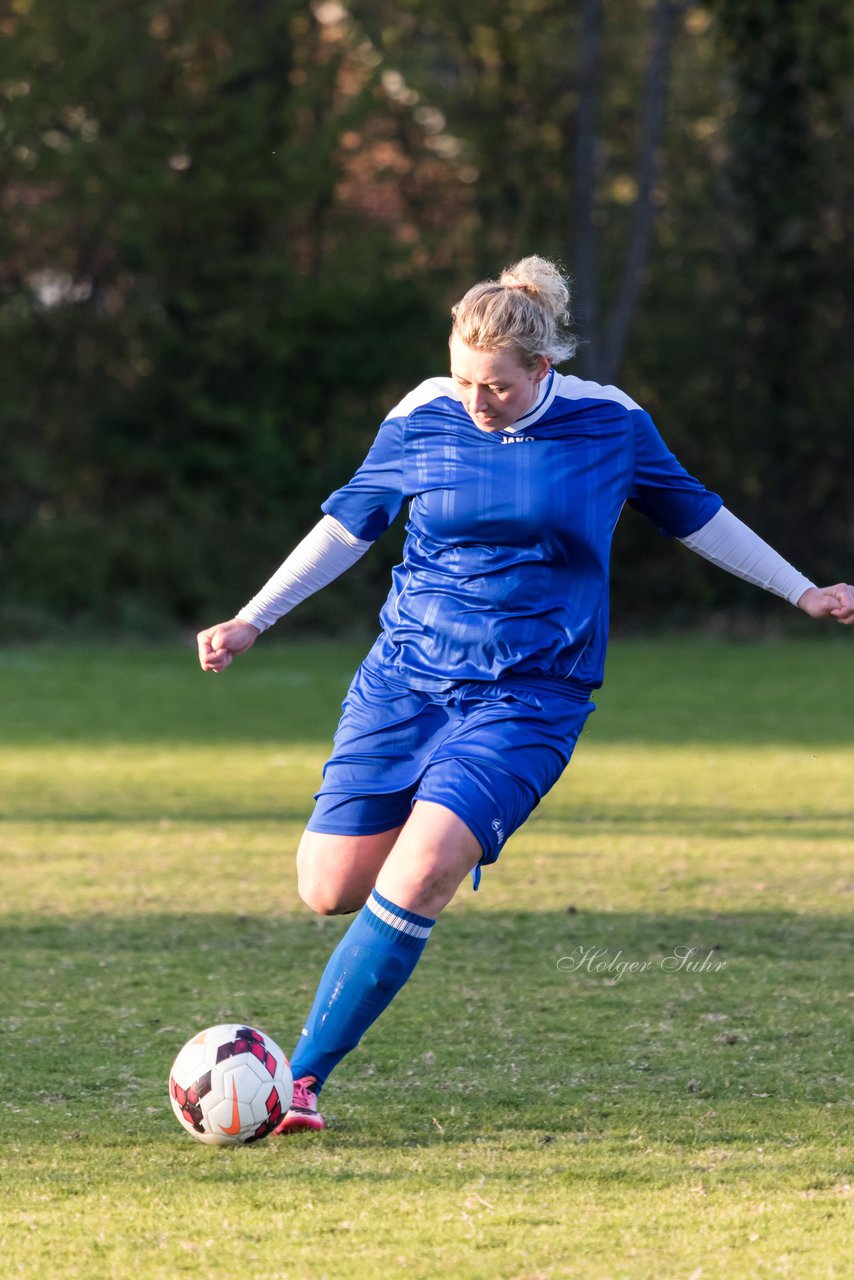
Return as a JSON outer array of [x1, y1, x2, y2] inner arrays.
[[367, 895, 433, 940]]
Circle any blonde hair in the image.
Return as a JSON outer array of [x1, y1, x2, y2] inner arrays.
[[450, 255, 576, 369]]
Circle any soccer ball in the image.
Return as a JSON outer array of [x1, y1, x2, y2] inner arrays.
[[169, 1023, 293, 1146]]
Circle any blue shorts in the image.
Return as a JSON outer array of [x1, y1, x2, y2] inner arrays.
[[306, 660, 595, 886]]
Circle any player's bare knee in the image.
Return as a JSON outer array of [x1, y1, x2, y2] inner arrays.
[[297, 874, 347, 916], [377, 855, 460, 917], [297, 859, 366, 915]]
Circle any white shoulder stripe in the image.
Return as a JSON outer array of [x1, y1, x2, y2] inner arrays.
[[383, 377, 458, 422], [551, 371, 642, 413], [381, 371, 642, 422]]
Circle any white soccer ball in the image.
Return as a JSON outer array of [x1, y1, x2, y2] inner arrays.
[[168, 1023, 293, 1146]]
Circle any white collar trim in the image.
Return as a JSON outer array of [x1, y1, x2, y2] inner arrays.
[[502, 368, 556, 432]]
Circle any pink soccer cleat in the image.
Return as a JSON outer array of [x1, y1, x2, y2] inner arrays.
[[274, 1075, 326, 1134]]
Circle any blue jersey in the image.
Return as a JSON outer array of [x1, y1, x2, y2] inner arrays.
[[322, 369, 722, 693]]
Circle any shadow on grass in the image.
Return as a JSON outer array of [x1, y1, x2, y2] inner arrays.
[[530, 807, 854, 842], [0, 808, 314, 824], [2, 908, 850, 1156], [1, 803, 850, 840], [1, 638, 853, 747]]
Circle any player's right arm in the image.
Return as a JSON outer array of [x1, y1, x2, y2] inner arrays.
[[196, 516, 372, 672], [197, 618, 260, 673], [196, 413, 407, 673]]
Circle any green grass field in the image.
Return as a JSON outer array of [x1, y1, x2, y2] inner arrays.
[[0, 637, 851, 1279]]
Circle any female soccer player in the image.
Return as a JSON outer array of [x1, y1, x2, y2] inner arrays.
[[197, 257, 854, 1133]]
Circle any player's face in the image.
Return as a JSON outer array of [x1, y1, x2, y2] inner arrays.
[[450, 335, 550, 432]]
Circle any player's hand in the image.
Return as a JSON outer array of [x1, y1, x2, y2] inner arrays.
[[796, 584, 854, 625], [196, 618, 260, 672]]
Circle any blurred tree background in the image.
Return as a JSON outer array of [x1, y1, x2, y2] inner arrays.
[[1, 0, 851, 638]]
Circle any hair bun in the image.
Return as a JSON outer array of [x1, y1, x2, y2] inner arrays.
[[451, 254, 576, 367], [499, 256, 571, 325]]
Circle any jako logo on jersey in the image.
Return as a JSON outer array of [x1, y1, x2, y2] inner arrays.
[[491, 818, 505, 843], [500, 435, 535, 444]]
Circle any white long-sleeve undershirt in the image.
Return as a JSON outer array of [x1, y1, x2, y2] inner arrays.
[[237, 515, 372, 633], [678, 506, 814, 605], [237, 505, 815, 634]]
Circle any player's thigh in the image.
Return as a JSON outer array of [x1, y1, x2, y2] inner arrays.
[[374, 800, 483, 919], [296, 826, 403, 916]]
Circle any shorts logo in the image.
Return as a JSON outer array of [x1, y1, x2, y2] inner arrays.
[[491, 817, 505, 843]]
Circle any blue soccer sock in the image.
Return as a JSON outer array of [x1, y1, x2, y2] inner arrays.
[[289, 888, 436, 1091]]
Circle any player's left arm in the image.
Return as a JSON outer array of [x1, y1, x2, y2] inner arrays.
[[627, 413, 853, 626], [680, 506, 854, 625], [793, 583, 854, 624]]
